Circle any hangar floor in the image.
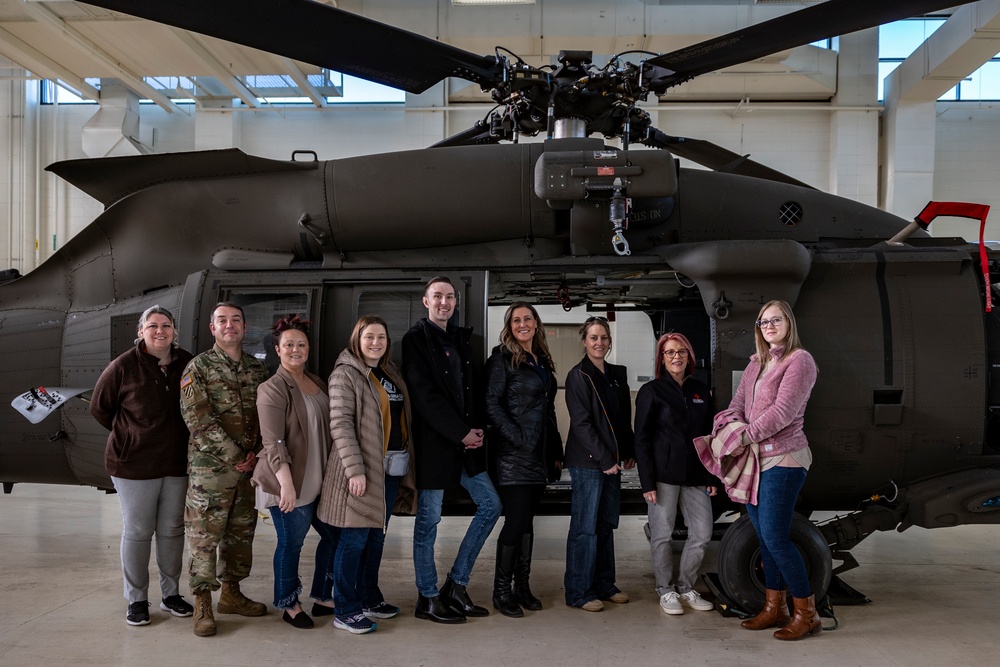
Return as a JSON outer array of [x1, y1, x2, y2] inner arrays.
[[2, 484, 998, 666]]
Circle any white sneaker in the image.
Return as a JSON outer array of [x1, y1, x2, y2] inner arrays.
[[678, 590, 714, 612], [659, 592, 683, 615]]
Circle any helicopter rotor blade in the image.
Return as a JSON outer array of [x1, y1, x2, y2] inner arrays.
[[78, 0, 502, 94], [641, 129, 814, 190], [644, 0, 978, 93], [429, 121, 501, 148]]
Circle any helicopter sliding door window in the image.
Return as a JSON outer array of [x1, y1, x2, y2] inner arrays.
[[353, 283, 472, 369], [222, 290, 312, 375]]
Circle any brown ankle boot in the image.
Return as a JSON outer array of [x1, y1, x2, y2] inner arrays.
[[773, 594, 822, 640], [217, 582, 267, 617], [741, 589, 790, 630], [193, 591, 217, 637]]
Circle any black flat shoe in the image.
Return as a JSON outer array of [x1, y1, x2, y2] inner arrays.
[[414, 594, 466, 624], [311, 603, 335, 617], [282, 610, 315, 629]]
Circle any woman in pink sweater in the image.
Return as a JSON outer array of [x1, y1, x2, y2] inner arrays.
[[728, 300, 820, 641]]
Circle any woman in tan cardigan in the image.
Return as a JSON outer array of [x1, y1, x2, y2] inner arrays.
[[318, 315, 417, 634], [252, 315, 338, 629]]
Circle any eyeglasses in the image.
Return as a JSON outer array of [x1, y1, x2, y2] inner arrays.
[[663, 349, 689, 358], [756, 316, 785, 329], [585, 316, 609, 324]]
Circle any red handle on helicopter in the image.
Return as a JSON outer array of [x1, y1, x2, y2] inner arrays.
[[914, 201, 993, 313]]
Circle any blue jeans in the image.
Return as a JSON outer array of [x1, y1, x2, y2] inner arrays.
[[413, 469, 501, 597], [564, 467, 621, 606], [746, 466, 810, 598], [333, 475, 401, 615], [268, 499, 340, 609]]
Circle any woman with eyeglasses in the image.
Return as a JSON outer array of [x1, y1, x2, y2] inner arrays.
[[90, 305, 195, 626], [484, 303, 563, 617], [729, 300, 819, 641], [634, 332, 717, 617], [563, 316, 635, 612]]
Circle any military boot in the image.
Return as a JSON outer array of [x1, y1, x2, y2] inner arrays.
[[217, 581, 267, 617], [193, 591, 217, 637]]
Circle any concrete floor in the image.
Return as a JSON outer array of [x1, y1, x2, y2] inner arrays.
[[2, 484, 999, 666]]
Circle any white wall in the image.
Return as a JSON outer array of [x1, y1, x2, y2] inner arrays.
[[934, 105, 1000, 241]]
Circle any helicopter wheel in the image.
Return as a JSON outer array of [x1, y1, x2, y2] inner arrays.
[[716, 513, 832, 614]]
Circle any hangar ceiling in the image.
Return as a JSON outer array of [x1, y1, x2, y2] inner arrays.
[[0, 0, 927, 112]]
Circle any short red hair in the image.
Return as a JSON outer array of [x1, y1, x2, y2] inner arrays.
[[654, 332, 696, 380]]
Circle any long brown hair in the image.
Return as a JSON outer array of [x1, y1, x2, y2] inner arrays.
[[348, 314, 391, 368], [753, 300, 804, 363], [499, 302, 554, 370]]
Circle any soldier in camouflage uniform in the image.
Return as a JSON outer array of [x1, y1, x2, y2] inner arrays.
[[180, 302, 270, 637]]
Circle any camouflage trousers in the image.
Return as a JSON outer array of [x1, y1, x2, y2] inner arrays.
[[184, 467, 258, 594]]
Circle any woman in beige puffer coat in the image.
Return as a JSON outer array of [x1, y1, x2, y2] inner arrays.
[[317, 315, 416, 634]]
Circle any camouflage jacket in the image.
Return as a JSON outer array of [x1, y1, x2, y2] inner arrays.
[[180, 344, 269, 471]]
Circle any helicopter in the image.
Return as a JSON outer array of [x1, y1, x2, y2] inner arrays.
[[2, 0, 999, 614]]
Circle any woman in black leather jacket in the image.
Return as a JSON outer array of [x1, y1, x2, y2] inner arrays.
[[484, 302, 563, 618]]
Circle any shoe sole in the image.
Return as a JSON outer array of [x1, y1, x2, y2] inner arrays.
[[159, 602, 193, 618], [679, 597, 715, 612], [216, 605, 267, 617], [333, 620, 377, 634], [193, 627, 217, 637], [363, 610, 400, 619], [660, 605, 684, 616], [126, 618, 150, 626], [414, 609, 467, 624]]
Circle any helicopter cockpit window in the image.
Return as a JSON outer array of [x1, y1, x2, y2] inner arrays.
[[225, 291, 312, 376]]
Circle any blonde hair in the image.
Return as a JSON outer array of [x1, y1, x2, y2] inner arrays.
[[499, 302, 554, 370], [753, 300, 803, 363]]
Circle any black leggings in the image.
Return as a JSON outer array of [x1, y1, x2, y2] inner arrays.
[[497, 484, 544, 547]]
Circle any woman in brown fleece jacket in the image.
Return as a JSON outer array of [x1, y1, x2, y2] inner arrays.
[[90, 305, 194, 627]]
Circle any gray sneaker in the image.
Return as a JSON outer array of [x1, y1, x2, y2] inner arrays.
[[678, 590, 714, 611], [659, 592, 683, 615]]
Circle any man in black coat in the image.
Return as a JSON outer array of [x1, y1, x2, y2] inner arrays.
[[402, 276, 502, 624]]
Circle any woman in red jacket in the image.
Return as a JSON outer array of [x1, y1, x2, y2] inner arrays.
[[729, 300, 819, 641]]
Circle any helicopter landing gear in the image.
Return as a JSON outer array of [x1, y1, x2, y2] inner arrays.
[[716, 514, 833, 615]]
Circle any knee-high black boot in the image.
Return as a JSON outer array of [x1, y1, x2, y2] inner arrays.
[[492, 543, 524, 618], [513, 533, 542, 611]]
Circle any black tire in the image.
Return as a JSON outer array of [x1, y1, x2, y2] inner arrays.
[[717, 513, 832, 613]]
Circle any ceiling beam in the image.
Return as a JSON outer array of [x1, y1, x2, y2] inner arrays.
[[277, 57, 328, 107], [0, 26, 100, 100], [17, 0, 180, 112], [887, 0, 1000, 103], [168, 29, 261, 108]]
